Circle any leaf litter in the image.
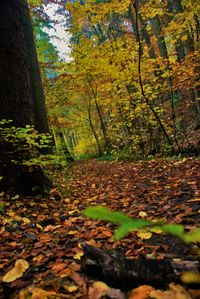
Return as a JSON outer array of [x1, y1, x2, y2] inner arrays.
[[0, 158, 200, 298]]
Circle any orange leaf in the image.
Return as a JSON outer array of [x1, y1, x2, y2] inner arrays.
[[31, 288, 57, 299], [128, 285, 155, 299], [52, 262, 66, 272], [88, 281, 110, 299]]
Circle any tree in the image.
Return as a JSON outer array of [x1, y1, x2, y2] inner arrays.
[[0, 0, 51, 195], [21, 0, 49, 133], [48, 0, 200, 158]]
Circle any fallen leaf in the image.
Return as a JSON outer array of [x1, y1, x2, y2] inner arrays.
[[73, 252, 84, 260], [63, 285, 78, 293], [150, 283, 192, 299], [137, 231, 152, 240], [138, 211, 147, 218], [88, 281, 110, 299], [68, 210, 79, 215], [52, 262, 66, 272], [31, 288, 57, 299], [58, 268, 71, 277], [33, 254, 44, 263], [68, 230, 78, 235], [2, 259, 29, 283], [107, 288, 126, 299], [21, 217, 31, 224], [36, 224, 43, 230], [188, 289, 200, 299], [103, 230, 112, 237], [181, 271, 200, 284], [128, 285, 155, 299], [9, 241, 17, 248]]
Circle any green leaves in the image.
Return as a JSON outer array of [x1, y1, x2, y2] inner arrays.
[[83, 206, 200, 243], [0, 119, 53, 167], [182, 228, 200, 243], [84, 206, 152, 241]]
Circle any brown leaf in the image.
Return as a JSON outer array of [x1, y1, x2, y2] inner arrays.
[[150, 283, 192, 299], [107, 288, 126, 299]]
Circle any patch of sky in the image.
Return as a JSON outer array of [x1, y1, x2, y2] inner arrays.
[[43, 3, 72, 62]]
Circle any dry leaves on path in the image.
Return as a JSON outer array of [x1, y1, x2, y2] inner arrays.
[[0, 159, 199, 298]]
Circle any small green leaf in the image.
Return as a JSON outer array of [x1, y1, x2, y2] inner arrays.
[[182, 228, 200, 243], [159, 224, 184, 237], [114, 223, 136, 240], [83, 206, 132, 224], [83, 207, 199, 243]]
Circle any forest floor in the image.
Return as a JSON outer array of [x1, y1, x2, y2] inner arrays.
[[0, 158, 200, 299]]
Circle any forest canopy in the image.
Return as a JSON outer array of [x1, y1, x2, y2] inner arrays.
[[29, 0, 200, 160]]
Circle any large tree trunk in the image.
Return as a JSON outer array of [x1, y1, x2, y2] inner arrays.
[[20, 0, 49, 133], [0, 0, 51, 195], [0, 0, 33, 126]]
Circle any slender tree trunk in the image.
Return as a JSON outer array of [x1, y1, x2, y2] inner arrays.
[[58, 131, 74, 162], [131, 0, 173, 148], [151, 16, 168, 58], [149, 10, 181, 149], [173, 0, 195, 54], [94, 99, 110, 153], [138, 14, 156, 59], [88, 98, 102, 156], [87, 79, 110, 153], [172, 0, 200, 127]]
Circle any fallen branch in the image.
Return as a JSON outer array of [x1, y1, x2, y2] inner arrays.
[[81, 243, 199, 289]]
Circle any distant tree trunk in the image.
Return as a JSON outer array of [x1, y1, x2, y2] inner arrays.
[[173, 0, 195, 54], [94, 98, 111, 153], [0, 0, 51, 195], [138, 14, 156, 59], [132, 0, 174, 148], [58, 131, 74, 162], [171, 0, 200, 127], [88, 98, 102, 156], [151, 16, 168, 59], [87, 78, 110, 153], [20, 0, 49, 133]]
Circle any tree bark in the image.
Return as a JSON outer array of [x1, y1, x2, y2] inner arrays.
[[20, 0, 49, 133], [0, 0, 51, 195], [58, 131, 74, 162], [0, 0, 33, 126], [88, 98, 102, 156], [81, 243, 200, 289]]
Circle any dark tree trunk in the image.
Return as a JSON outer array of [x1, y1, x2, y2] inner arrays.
[[88, 98, 102, 156], [0, 0, 33, 126], [0, 0, 52, 195], [150, 16, 169, 59], [20, 0, 49, 133]]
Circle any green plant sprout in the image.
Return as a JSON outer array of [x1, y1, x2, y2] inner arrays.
[[83, 206, 200, 243]]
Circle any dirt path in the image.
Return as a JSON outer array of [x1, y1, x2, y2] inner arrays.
[[0, 159, 200, 298]]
